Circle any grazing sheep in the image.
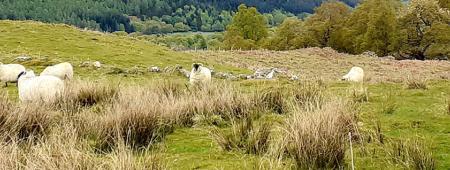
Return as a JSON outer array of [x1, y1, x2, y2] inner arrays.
[[342, 67, 364, 83], [0, 63, 26, 87], [41, 62, 73, 80], [18, 70, 64, 103], [189, 63, 212, 85]]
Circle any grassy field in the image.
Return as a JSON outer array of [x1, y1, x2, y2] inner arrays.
[[0, 21, 450, 169]]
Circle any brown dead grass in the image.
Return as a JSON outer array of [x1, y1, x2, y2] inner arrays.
[[190, 48, 450, 83]]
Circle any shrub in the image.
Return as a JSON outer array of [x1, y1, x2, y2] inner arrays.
[[282, 99, 357, 169], [210, 118, 272, 155]]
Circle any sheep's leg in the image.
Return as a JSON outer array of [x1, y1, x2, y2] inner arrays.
[[4, 82, 7, 87]]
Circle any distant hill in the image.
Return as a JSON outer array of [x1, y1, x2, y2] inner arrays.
[[0, 20, 246, 76], [0, 0, 359, 33]]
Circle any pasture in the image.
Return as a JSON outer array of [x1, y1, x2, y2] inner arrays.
[[0, 21, 449, 169]]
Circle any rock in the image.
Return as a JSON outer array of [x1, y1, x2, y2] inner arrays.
[[238, 74, 249, 79], [214, 72, 239, 80], [362, 51, 378, 58], [178, 69, 190, 78], [290, 75, 299, 81], [93, 61, 102, 68], [79, 61, 91, 67], [127, 66, 144, 75], [254, 68, 277, 79], [435, 55, 448, 61], [149, 66, 161, 72], [380, 56, 396, 60], [15, 55, 32, 62]]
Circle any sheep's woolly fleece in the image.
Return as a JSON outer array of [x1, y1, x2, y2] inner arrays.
[[41, 62, 74, 80], [342, 66, 364, 83], [189, 63, 212, 85], [18, 70, 64, 103], [0, 63, 26, 84]]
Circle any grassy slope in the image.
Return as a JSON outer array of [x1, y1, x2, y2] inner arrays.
[[1, 21, 449, 169], [0, 20, 247, 76]]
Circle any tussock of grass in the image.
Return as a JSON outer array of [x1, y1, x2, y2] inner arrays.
[[258, 87, 287, 114], [97, 88, 175, 150], [389, 139, 436, 170], [0, 121, 166, 169], [282, 99, 357, 169], [291, 80, 327, 111], [210, 118, 272, 155], [58, 81, 119, 113], [0, 103, 53, 142], [405, 76, 428, 90]]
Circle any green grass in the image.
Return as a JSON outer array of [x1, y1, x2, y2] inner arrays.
[[1, 21, 449, 169], [0, 20, 248, 77]]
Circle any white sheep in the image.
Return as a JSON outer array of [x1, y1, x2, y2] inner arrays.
[[0, 63, 26, 87], [189, 63, 212, 85], [342, 67, 364, 83], [41, 62, 73, 80], [18, 70, 64, 103]]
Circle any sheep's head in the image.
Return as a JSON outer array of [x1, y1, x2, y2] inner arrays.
[[18, 70, 36, 80], [192, 63, 203, 72]]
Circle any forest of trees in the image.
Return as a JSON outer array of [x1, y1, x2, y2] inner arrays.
[[0, 0, 356, 33], [223, 0, 449, 60], [1, 0, 448, 60]]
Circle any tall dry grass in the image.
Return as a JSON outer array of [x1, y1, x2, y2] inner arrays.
[[389, 139, 436, 170], [405, 76, 428, 90], [291, 80, 327, 111], [282, 99, 358, 169], [210, 118, 272, 155]]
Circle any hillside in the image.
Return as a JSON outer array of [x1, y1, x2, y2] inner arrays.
[[0, 20, 244, 77]]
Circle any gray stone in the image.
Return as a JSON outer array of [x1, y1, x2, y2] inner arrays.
[[362, 51, 378, 58], [380, 56, 396, 60], [15, 55, 32, 62], [149, 66, 161, 72]]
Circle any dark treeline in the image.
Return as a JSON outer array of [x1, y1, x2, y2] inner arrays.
[[0, 0, 357, 33], [222, 1, 450, 60]]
